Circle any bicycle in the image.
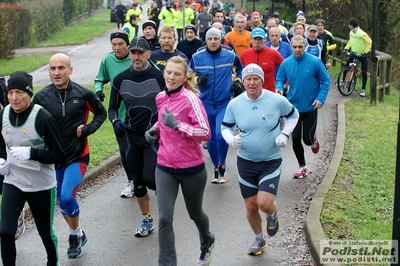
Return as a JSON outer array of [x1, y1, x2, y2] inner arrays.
[[337, 51, 365, 96]]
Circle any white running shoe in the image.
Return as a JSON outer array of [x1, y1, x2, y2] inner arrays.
[[120, 181, 134, 198]]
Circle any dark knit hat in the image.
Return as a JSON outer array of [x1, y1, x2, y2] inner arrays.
[[110, 31, 130, 46], [7, 71, 33, 97], [185, 25, 197, 35], [142, 20, 158, 32]]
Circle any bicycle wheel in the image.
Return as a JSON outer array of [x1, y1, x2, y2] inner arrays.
[[337, 66, 356, 96]]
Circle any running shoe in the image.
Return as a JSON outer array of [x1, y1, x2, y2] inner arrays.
[[15, 208, 25, 240], [311, 134, 320, 154], [67, 231, 87, 259], [203, 142, 208, 149], [293, 166, 307, 179], [218, 164, 229, 184], [360, 89, 366, 97], [120, 181, 134, 198], [197, 234, 215, 266], [247, 235, 267, 255], [211, 168, 219, 184], [266, 211, 280, 237], [134, 218, 154, 237]]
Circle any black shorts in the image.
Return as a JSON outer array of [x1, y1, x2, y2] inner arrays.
[[237, 156, 282, 199]]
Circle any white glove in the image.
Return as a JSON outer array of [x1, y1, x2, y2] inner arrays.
[[275, 133, 289, 148], [231, 133, 242, 149], [0, 158, 9, 176], [10, 147, 31, 162]]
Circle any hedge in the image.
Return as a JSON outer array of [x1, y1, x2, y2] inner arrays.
[[0, 0, 103, 59]]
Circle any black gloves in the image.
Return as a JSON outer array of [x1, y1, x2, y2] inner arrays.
[[96, 91, 105, 102], [197, 74, 209, 86], [113, 120, 127, 137], [231, 80, 244, 98]]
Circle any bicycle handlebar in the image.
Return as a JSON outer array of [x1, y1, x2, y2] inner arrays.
[[344, 51, 367, 58]]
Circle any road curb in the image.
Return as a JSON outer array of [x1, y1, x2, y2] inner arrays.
[[82, 152, 121, 184], [304, 99, 349, 266]]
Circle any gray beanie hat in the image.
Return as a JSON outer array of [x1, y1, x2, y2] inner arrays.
[[205, 28, 221, 40]]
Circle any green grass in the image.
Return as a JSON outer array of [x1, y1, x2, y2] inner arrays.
[[85, 84, 118, 169], [0, 55, 52, 76], [321, 87, 398, 243], [29, 9, 115, 47]]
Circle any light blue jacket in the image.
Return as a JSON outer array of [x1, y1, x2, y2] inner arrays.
[[276, 52, 330, 113]]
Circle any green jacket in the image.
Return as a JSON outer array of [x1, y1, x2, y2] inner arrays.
[[122, 22, 136, 42], [344, 27, 372, 54], [159, 8, 176, 27]]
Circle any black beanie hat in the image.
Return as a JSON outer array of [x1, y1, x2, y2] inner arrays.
[[185, 25, 197, 35], [142, 20, 158, 32], [7, 71, 33, 97], [110, 31, 130, 46]]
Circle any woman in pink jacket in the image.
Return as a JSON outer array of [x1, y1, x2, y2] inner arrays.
[[144, 56, 215, 266]]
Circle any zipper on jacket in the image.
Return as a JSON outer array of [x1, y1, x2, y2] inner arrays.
[[58, 90, 67, 117]]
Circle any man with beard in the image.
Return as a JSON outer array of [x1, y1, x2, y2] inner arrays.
[[140, 20, 161, 51], [150, 27, 188, 72], [176, 25, 203, 60], [245, 11, 265, 32]]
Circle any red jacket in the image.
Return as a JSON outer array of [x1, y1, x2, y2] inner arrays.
[[239, 46, 284, 92]]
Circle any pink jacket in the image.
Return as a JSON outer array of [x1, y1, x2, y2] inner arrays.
[[155, 87, 211, 169]]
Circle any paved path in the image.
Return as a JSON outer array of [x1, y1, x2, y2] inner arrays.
[[15, 72, 349, 266], [10, 2, 355, 264]]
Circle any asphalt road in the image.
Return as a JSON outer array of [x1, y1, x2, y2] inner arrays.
[[10, 1, 353, 265], [13, 88, 347, 266]]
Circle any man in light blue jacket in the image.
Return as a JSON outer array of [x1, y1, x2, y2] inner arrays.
[[276, 35, 330, 179]]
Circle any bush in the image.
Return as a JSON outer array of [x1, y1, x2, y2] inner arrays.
[[21, 0, 64, 44], [0, 3, 31, 59]]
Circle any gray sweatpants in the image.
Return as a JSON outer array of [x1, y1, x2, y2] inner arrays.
[[155, 167, 213, 266]]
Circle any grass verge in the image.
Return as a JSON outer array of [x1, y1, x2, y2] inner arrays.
[[29, 9, 115, 47], [321, 87, 397, 243], [85, 84, 119, 170], [0, 55, 52, 76]]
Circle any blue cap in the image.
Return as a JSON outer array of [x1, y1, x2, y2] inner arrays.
[[251, 28, 265, 39]]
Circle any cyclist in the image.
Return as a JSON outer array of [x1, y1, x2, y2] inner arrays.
[[343, 17, 372, 97]]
